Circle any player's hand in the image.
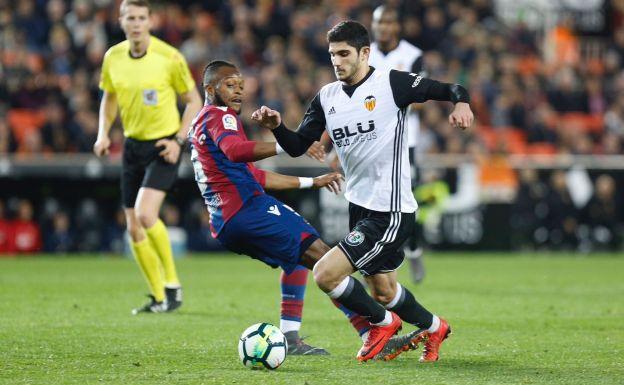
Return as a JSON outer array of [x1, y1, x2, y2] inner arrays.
[[251, 105, 282, 130], [306, 141, 325, 162], [155, 138, 181, 164], [93, 136, 111, 157], [313, 172, 344, 195], [449, 102, 474, 130]]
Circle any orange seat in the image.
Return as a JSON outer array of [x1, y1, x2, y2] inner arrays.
[[7, 109, 47, 144], [559, 113, 604, 133], [526, 143, 557, 155]]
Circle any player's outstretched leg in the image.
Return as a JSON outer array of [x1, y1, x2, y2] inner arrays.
[[313, 247, 402, 362], [369, 276, 450, 362], [280, 265, 329, 355]]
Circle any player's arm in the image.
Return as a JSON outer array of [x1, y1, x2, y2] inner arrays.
[[94, 90, 118, 157], [251, 165, 343, 194], [389, 70, 474, 129], [218, 135, 284, 163], [251, 93, 325, 157], [156, 88, 202, 164]]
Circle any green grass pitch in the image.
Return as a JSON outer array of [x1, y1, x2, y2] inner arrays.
[[1, 253, 622, 385]]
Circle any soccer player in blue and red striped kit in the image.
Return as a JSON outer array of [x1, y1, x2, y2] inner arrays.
[[189, 60, 370, 355]]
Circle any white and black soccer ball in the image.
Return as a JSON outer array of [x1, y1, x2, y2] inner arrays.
[[238, 323, 287, 370]]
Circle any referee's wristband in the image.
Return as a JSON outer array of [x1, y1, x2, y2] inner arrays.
[[298, 177, 314, 189]]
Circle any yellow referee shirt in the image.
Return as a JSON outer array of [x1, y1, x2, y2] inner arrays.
[[99, 36, 196, 140]]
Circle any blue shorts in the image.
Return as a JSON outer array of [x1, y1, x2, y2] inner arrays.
[[217, 194, 320, 274]]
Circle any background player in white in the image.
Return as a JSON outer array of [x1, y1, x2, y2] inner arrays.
[[369, 5, 426, 283], [252, 21, 473, 362]]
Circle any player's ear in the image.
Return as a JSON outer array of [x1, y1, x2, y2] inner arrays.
[[204, 85, 215, 101], [360, 46, 370, 62]]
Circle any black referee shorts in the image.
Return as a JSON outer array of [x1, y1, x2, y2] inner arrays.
[[121, 136, 181, 208], [338, 203, 415, 276]]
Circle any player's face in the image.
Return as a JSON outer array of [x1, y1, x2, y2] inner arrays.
[[372, 11, 400, 44], [213, 67, 244, 113], [119, 5, 151, 44], [328, 42, 368, 84]]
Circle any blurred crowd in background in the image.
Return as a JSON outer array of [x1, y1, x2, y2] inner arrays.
[[0, 0, 623, 253]]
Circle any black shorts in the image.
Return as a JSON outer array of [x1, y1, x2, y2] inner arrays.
[[121, 136, 181, 208], [338, 203, 415, 276]]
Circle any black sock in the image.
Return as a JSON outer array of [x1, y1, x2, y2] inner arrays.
[[333, 277, 386, 324], [387, 285, 433, 329]]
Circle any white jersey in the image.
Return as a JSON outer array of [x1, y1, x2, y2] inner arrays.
[[369, 40, 423, 148], [297, 68, 437, 213]]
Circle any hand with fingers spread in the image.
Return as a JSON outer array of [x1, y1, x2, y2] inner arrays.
[[251, 105, 282, 130], [313, 172, 344, 195], [93, 136, 111, 157], [306, 141, 326, 163], [448, 102, 474, 130], [155, 138, 181, 164]]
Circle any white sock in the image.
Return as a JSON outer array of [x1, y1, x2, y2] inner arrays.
[[361, 331, 369, 342], [428, 315, 440, 333], [372, 310, 393, 326], [280, 319, 301, 334], [328, 276, 351, 299]]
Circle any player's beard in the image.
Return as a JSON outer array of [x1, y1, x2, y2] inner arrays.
[[214, 92, 240, 113]]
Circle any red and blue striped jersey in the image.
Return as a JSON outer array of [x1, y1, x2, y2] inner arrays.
[[189, 104, 267, 237]]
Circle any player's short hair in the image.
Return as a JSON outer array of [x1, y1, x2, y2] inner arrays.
[[327, 20, 370, 52], [120, 0, 151, 15], [203, 60, 237, 87]]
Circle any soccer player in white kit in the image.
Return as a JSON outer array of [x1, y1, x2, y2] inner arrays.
[[369, 5, 427, 283], [252, 21, 473, 362]]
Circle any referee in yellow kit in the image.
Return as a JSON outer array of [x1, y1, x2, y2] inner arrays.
[[94, 0, 202, 314]]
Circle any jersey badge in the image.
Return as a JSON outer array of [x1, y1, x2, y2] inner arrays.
[[345, 230, 365, 246], [364, 95, 376, 112], [328, 106, 336, 115], [222, 114, 238, 131], [267, 205, 281, 216], [142, 89, 158, 106]]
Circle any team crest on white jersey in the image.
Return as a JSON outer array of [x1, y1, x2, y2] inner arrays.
[[345, 230, 365, 246], [222, 114, 238, 130], [364, 95, 376, 112]]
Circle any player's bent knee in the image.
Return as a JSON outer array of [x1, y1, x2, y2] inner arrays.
[[312, 260, 334, 292], [372, 291, 395, 306], [135, 209, 156, 229], [126, 225, 143, 242]]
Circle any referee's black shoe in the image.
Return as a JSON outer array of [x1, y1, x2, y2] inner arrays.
[[132, 295, 167, 315], [165, 286, 183, 312]]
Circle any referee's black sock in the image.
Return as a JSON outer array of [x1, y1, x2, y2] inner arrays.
[[328, 276, 387, 324], [385, 283, 433, 329]]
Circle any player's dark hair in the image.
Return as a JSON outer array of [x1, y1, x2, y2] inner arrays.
[[120, 0, 151, 14], [202, 60, 237, 87], [327, 20, 370, 52]]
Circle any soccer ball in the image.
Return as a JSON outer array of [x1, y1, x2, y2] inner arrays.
[[238, 323, 287, 370]]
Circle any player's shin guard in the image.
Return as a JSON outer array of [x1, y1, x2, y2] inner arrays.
[[331, 299, 371, 337], [328, 276, 387, 324], [145, 219, 180, 287], [280, 265, 308, 333], [385, 283, 433, 329], [130, 237, 165, 303]]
